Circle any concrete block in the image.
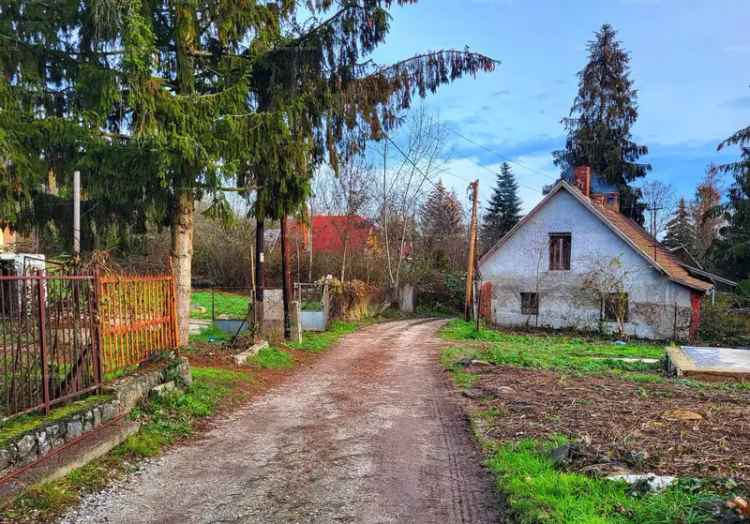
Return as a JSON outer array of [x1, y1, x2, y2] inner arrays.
[[36, 432, 50, 457], [233, 341, 269, 366], [100, 401, 119, 422], [92, 407, 102, 428]]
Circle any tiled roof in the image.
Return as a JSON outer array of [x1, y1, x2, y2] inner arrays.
[[289, 215, 373, 254], [594, 204, 713, 292]]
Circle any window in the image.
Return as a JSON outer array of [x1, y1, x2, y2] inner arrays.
[[549, 233, 571, 270], [603, 293, 629, 322], [521, 292, 539, 315]]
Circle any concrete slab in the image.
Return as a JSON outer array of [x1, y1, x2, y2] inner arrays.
[[233, 340, 269, 366], [666, 346, 750, 382]]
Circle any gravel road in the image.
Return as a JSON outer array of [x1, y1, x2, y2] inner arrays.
[[60, 319, 502, 524]]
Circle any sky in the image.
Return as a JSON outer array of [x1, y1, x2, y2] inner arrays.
[[369, 0, 749, 213]]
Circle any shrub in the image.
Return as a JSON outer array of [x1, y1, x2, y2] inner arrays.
[[698, 293, 750, 347]]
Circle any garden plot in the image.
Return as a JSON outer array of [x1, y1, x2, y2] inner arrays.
[[441, 320, 750, 523]]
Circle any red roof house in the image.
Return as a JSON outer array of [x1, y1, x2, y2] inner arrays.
[[290, 215, 374, 255]]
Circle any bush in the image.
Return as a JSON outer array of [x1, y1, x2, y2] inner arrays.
[[413, 270, 465, 315], [699, 293, 750, 347]]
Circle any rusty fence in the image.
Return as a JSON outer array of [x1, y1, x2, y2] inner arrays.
[[98, 274, 177, 374], [0, 272, 177, 418]]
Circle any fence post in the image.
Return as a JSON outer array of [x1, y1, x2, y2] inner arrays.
[[92, 269, 104, 391], [37, 276, 50, 415], [170, 276, 179, 353]]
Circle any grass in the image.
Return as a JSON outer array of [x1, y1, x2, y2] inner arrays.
[[188, 324, 232, 344], [287, 320, 360, 352], [487, 438, 722, 524], [440, 320, 665, 380], [190, 290, 250, 320], [246, 347, 294, 369], [0, 395, 113, 449], [1, 366, 251, 523]]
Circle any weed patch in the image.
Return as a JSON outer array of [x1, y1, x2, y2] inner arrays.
[[488, 438, 722, 524], [247, 347, 294, 369]]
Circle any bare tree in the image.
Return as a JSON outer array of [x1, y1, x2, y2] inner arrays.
[[375, 106, 449, 295], [639, 180, 676, 239], [580, 255, 640, 337]]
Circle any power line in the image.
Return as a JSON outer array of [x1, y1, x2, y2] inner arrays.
[[446, 127, 559, 182]]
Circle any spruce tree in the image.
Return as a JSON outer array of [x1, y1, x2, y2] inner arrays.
[[481, 162, 521, 250], [0, 1, 496, 343], [420, 180, 465, 268], [714, 115, 750, 280], [553, 24, 650, 223], [662, 198, 695, 253]]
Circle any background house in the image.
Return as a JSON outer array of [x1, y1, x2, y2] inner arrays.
[[478, 166, 713, 340]]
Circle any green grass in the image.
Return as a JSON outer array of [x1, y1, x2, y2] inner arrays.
[[0, 395, 113, 449], [440, 320, 665, 379], [190, 290, 250, 320], [287, 321, 359, 352], [188, 324, 232, 344], [246, 347, 294, 369], [1, 366, 251, 523], [488, 438, 721, 524]]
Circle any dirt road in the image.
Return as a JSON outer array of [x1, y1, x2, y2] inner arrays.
[[62, 319, 502, 524]]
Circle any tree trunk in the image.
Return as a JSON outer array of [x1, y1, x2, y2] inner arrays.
[[171, 190, 194, 346]]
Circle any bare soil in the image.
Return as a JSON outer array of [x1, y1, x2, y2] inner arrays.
[[463, 363, 750, 487], [60, 319, 502, 524]]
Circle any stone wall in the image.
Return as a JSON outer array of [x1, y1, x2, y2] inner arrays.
[[0, 356, 191, 479]]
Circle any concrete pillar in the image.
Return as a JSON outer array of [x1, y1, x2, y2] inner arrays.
[[289, 301, 302, 343]]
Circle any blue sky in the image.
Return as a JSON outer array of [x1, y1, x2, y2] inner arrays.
[[371, 0, 749, 212]]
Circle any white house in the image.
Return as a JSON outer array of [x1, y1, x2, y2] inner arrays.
[[478, 166, 713, 340]]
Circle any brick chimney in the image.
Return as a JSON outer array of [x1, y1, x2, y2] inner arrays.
[[574, 165, 591, 197]]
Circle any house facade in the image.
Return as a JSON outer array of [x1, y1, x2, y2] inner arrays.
[[478, 167, 712, 340]]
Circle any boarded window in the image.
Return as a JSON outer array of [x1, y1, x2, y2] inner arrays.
[[521, 292, 539, 315], [604, 293, 629, 322], [549, 233, 571, 270]]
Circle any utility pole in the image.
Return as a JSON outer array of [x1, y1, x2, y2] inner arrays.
[[73, 170, 81, 260], [464, 180, 479, 322], [280, 214, 292, 339], [254, 218, 265, 340]]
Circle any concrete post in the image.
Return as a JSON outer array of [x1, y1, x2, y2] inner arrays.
[[289, 300, 302, 343]]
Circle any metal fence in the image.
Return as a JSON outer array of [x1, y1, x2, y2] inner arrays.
[[0, 272, 177, 418], [0, 274, 100, 418], [98, 275, 178, 374]]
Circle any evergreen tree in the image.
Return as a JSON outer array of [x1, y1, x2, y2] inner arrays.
[[662, 198, 695, 253], [553, 24, 650, 223], [481, 162, 521, 250], [713, 115, 750, 281], [420, 180, 465, 269], [0, 1, 496, 343]]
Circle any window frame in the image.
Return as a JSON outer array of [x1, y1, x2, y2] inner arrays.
[[520, 292, 539, 315], [548, 232, 572, 271]]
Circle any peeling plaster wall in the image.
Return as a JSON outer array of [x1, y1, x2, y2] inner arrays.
[[479, 190, 692, 340]]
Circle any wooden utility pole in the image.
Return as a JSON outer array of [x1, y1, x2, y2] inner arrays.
[[254, 218, 265, 339], [281, 214, 292, 339], [73, 170, 81, 259], [464, 180, 479, 322]]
